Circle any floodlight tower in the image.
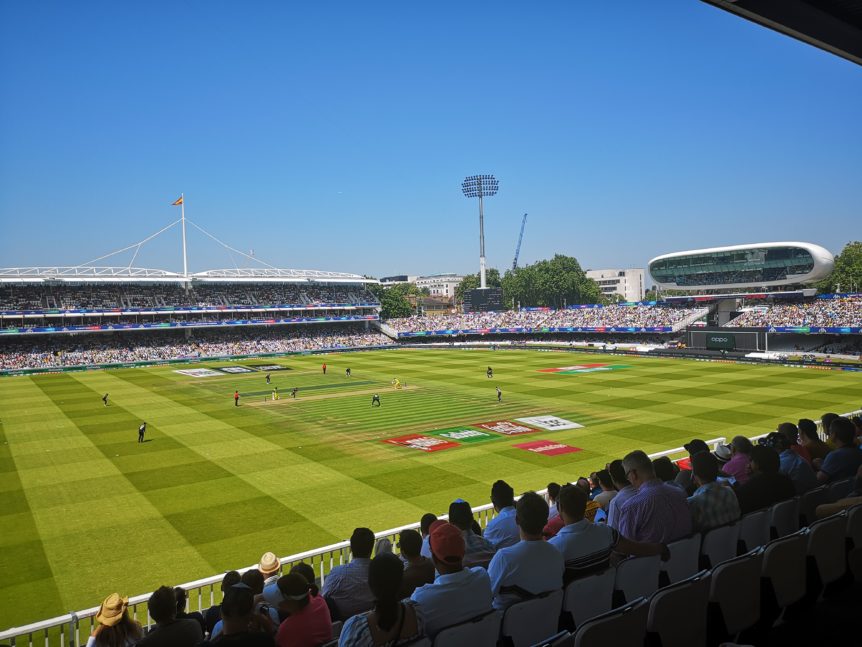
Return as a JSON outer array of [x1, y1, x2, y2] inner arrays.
[[461, 174, 499, 289]]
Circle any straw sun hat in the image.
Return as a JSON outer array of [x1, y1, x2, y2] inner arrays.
[[96, 593, 129, 627]]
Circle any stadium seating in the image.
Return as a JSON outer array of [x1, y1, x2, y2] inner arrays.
[[724, 296, 862, 328]]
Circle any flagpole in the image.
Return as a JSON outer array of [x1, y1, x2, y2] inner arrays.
[[180, 193, 188, 278]]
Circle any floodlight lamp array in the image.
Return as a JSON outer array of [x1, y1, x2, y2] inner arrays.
[[461, 174, 499, 198]]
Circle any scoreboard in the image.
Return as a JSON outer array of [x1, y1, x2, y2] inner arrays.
[[463, 288, 503, 313]]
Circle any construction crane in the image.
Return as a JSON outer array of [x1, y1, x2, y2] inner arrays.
[[512, 213, 528, 270]]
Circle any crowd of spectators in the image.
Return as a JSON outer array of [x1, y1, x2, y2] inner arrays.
[[63, 409, 862, 647], [0, 284, 379, 312], [388, 305, 707, 333], [725, 296, 862, 328], [0, 325, 392, 370]]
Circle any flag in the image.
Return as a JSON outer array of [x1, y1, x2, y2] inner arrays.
[[172, 196, 183, 206]]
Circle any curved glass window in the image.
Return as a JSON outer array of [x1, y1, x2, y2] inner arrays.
[[650, 247, 814, 287]]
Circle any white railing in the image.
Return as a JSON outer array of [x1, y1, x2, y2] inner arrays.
[[3, 408, 860, 645]]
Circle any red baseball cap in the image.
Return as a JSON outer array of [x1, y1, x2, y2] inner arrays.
[[429, 521, 465, 563]]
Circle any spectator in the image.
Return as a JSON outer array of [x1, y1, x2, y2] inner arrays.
[[137, 586, 202, 647], [822, 413, 841, 449], [203, 571, 241, 635], [652, 457, 680, 484], [734, 446, 796, 515], [686, 452, 741, 533], [817, 417, 862, 483], [419, 513, 437, 560], [768, 432, 818, 494], [174, 587, 205, 635], [607, 459, 637, 530], [487, 492, 564, 611], [546, 482, 561, 518], [723, 436, 754, 485], [259, 552, 281, 586], [483, 480, 520, 549], [448, 500, 495, 566], [674, 439, 710, 495], [799, 418, 831, 463], [397, 529, 435, 599], [340, 553, 425, 647], [410, 521, 493, 639], [321, 528, 376, 621], [265, 573, 331, 647], [208, 569, 278, 640], [86, 594, 143, 647], [201, 584, 275, 647], [617, 450, 692, 543], [549, 485, 667, 583], [778, 422, 812, 465], [593, 469, 618, 511], [588, 472, 603, 499]]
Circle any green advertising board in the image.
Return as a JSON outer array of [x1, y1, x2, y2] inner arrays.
[[706, 333, 736, 350], [428, 427, 501, 444]]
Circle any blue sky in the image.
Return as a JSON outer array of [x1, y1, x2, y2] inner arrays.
[[1, 1, 860, 281]]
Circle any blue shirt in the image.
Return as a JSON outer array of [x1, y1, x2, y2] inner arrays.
[[410, 567, 494, 638], [607, 485, 637, 530], [321, 558, 374, 619], [779, 449, 819, 494], [487, 539, 564, 611], [483, 506, 520, 550], [617, 479, 692, 543], [819, 446, 862, 483]]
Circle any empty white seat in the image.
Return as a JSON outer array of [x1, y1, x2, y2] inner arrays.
[[561, 569, 615, 629], [500, 589, 564, 647], [647, 570, 710, 647], [738, 509, 770, 552], [573, 597, 649, 647], [613, 555, 661, 604], [762, 529, 809, 612], [800, 486, 831, 526], [827, 478, 855, 503], [708, 547, 764, 639], [769, 497, 800, 538], [847, 503, 862, 548], [700, 522, 740, 569], [807, 512, 848, 590], [530, 630, 575, 647], [432, 609, 500, 647], [661, 534, 701, 584]]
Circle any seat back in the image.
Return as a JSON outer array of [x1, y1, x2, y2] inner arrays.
[[761, 529, 809, 608], [662, 534, 701, 584], [500, 589, 564, 647], [433, 609, 500, 647], [738, 509, 770, 552], [800, 486, 830, 526], [647, 570, 710, 647], [827, 478, 855, 503], [708, 548, 764, 636], [847, 503, 862, 548], [807, 513, 848, 587], [561, 569, 615, 629], [769, 497, 800, 538], [531, 630, 575, 647], [700, 522, 740, 569], [573, 597, 649, 647], [613, 555, 661, 604]]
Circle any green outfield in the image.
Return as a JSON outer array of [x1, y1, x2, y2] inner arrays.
[[2, 348, 860, 628]]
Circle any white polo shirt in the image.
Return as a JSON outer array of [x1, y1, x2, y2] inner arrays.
[[410, 566, 493, 638], [487, 539, 564, 611]]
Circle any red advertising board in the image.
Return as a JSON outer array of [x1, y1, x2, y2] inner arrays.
[[384, 434, 460, 452], [513, 440, 582, 456]]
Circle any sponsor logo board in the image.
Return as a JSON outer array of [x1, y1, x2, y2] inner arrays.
[[538, 363, 630, 374], [515, 416, 583, 431], [217, 366, 255, 374], [249, 364, 289, 371], [513, 440, 582, 456], [174, 368, 222, 378], [384, 434, 460, 452], [429, 427, 500, 444], [474, 420, 538, 436]]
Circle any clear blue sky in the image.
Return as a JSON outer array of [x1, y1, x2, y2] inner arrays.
[[1, 1, 860, 280]]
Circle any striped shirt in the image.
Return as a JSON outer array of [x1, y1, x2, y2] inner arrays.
[[321, 558, 374, 620], [548, 520, 620, 581], [617, 479, 692, 543]]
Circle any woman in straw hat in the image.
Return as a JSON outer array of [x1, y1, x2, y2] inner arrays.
[[87, 593, 142, 647]]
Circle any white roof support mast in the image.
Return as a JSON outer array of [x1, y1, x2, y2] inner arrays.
[[174, 194, 188, 279]]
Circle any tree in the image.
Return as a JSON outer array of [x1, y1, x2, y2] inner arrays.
[[454, 268, 502, 303], [366, 281, 420, 319], [819, 241, 862, 294], [502, 254, 601, 308]]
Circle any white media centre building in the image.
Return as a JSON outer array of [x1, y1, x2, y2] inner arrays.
[[585, 268, 645, 302]]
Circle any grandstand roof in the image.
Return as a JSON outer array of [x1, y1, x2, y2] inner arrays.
[[700, 0, 862, 66], [0, 267, 373, 284]]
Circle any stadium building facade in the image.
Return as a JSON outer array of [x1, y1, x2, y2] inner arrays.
[[648, 242, 834, 292]]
